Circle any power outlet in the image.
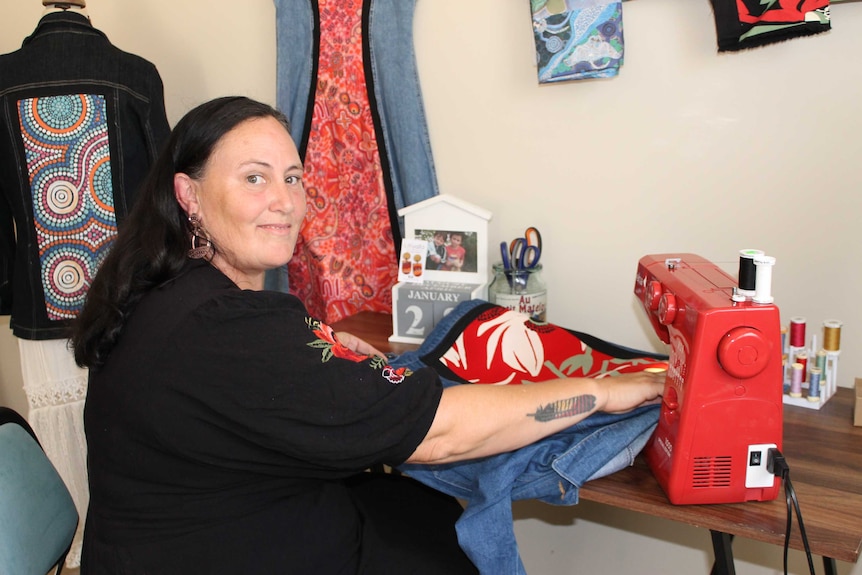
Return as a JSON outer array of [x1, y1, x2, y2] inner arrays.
[[746, 443, 778, 488]]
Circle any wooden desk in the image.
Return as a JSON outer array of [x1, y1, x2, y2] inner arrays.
[[580, 387, 861, 574], [332, 312, 862, 573]]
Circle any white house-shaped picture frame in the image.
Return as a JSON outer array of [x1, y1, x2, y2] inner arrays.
[[390, 194, 493, 343]]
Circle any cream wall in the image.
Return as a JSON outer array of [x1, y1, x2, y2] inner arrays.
[[1, 1, 860, 574]]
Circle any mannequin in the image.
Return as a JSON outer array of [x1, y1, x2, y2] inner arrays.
[[42, 0, 87, 7], [42, 1, 89, 18], [0, 3, 170, 567]]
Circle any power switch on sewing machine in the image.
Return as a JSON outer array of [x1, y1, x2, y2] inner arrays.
[[717, 327, 771, 379], [746, 443, 778, 489]]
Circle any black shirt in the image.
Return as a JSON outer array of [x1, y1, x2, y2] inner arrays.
[[82, 260, 443, 573]]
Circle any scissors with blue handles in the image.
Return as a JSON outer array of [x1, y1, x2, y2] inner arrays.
[[500, 226, 542, 270]]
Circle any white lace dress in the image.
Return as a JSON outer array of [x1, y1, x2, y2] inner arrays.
[[19, 338, 88, 569]]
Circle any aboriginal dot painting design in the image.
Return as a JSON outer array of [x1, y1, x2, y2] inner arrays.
[[18, 94, 115, 321]]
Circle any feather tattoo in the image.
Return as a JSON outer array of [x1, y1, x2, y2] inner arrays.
[[528, 394, 596, 422]]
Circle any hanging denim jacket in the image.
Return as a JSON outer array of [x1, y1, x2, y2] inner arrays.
[[0, 11, 170, 339], [268, 0, 439, 292], [273, 0, 438, 212], [391, 300, 665, 575]]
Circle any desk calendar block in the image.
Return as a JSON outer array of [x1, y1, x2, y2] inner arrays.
[[390, 281, 487, 344]]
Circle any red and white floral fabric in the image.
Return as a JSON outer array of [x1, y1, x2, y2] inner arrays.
[[434, 306, 667, 385]]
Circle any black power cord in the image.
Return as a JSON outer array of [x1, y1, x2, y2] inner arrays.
[[767, 448, 816, 575]]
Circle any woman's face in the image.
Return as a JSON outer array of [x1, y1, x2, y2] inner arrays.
[[179, 116, 306, 289]]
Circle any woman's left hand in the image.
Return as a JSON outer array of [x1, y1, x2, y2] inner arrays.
[[335, 331, 386, 359]]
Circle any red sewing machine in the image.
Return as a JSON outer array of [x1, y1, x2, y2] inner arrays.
[[634, 254, 783, 505]]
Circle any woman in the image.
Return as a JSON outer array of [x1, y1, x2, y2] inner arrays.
[[71, 96, 662, 574]]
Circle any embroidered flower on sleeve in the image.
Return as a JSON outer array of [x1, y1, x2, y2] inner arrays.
[[368, 356, 412, 385], [306, 318, 369, 363], [305, 318, 413, 385], [381, 366, 408, 385]]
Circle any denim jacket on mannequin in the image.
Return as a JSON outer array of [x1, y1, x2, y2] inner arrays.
[[0, 10, 170, 339], [268, 0, 439, 292], [392, 300, 661, 575]]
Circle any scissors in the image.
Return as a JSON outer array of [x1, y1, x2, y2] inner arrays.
[[500, 226, 542, 270]]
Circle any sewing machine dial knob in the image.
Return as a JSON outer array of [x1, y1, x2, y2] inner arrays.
[[645, 280, 663, 311], [658, 293, 677, 325], [717, 327, 771, 379]]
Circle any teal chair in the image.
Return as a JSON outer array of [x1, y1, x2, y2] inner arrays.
[[0, 407, 79, 575]]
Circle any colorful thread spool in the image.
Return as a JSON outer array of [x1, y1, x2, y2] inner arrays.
[[789, 362, 804, 397], [808, 367, 822, 402], [789, 317, 806, 348], [823, 320, 842, 352], [795, 351, 808, 382], [815, 349, 827, 379]]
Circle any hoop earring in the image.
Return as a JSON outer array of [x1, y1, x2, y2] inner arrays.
[[187, 213, 214, 260]]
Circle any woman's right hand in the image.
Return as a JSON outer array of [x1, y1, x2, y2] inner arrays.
[[596, 370, 666, 414]]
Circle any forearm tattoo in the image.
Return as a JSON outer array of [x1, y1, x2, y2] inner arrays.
[[528, 394, 596, 422]]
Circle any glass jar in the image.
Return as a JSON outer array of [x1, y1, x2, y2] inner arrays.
[[488, 262, 547, 322]]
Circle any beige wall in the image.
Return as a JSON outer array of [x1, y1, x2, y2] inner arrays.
[[1, 1, 860, 574]]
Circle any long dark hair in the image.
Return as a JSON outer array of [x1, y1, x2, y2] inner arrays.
[[71, 96, 290, 369]]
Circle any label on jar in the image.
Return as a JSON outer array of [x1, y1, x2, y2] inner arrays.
[[493, 291, 547, 322]]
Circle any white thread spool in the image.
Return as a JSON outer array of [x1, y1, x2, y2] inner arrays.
[[752, 255, 776, 304]]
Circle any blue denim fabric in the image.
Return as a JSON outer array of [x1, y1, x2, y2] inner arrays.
[[268, 0, 314, 295], [391, 300, 660, 575], [0, 11, 170, 339], [273, 0, 315, 149], [366, 0, 440, 211], [399, 409, 657, 575], [270, 0, 439, 292]]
